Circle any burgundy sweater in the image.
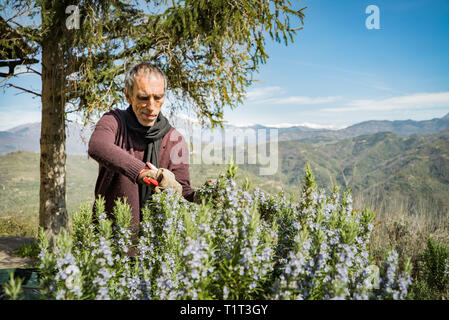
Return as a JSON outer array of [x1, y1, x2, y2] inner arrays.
[[88, 108, 195, 232]]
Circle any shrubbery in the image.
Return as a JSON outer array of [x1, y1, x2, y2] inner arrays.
[[36, 163, 413, 300], [410, 238, 449, 299]]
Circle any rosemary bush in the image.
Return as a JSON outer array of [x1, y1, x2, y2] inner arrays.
[[37, 164, 412, 300]]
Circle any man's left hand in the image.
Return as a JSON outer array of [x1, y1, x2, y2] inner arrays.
[[154, 168, 183, 196]]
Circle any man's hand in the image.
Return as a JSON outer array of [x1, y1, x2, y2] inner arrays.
[[154, 168, 183, 196], [137, 167, 158, 185]]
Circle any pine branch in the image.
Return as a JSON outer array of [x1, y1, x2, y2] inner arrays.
[[6, 83, 41, 97], [287, 27, 303, 32], [26, 67, 41, 76]]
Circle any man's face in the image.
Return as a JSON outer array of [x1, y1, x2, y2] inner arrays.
[[125, 72, 165, 126]]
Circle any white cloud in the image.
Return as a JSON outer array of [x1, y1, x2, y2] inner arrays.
[[322, 92, 449, 112], [245, 86, 341, 105], [245, 86, 284, 101], [233, 122, 257, 127], [272, 95, 342, 105], [264, 122, 346, 130], [0, 106, 41, 131]]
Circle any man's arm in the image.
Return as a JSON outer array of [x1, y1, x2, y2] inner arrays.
[[88, 112, 145, 183], [171, 162, 195, 202], [165, 129, 195, 202]]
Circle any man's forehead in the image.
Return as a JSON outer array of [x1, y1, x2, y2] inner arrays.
[[134, 72, 165, 91], [136, 71, 164, 82], [137, 68, 164, 81]]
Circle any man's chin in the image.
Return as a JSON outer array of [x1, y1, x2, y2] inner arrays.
[[137, 118, 155, 127], [138, 115, 157, 127]]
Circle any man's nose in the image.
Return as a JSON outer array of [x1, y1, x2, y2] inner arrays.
[[144, 97, 156, 108]]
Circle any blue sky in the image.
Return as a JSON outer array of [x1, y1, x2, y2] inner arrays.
[[224, 0, 449, 127], [1, 0, 449, 130]]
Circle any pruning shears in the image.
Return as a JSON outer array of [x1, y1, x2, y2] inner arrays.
[[143, 162, 159, 187]]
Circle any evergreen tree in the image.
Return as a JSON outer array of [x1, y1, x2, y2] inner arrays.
[[0, 0, 306, 241]]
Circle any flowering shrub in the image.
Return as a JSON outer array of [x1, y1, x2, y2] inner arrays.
[[37, 163, 412, 300]]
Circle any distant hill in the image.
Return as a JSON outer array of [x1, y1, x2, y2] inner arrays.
[[0, 122, 93, 155], [1, 111, 448, 221], [2, 129, 448, 221], [256, 129, 449, 218], [274, 112, 449, 141], [0, 151, 98, 218], [0, 151, 271, 218], [336, 114, 449, 138], [1, 113, 448, 155]]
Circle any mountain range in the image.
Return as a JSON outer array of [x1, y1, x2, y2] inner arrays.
[[272, 112, 449, 142], [0, 121, 93, 155], [1, 114, 448, 221], [273, 129, 449, 217], [1, 112, 448, 155]]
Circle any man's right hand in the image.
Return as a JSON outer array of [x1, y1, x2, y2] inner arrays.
[[137, 167, 158, 186]]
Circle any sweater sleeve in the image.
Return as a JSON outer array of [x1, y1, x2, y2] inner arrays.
[[165, 129, 195, 202], [88, 112, 146, 183]]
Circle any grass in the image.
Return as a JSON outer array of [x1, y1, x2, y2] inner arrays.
[[14, 241, 40, 260], [0, 151, 97, 219], [354, 192, 449, 299], [0, 215, 37, 238]]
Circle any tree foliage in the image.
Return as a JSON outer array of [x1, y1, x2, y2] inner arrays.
[[1, 0, 306, 127], [0, 0, 306, 239]]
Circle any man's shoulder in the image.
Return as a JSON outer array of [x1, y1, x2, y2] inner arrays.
[[102, 108, 126, 119], [96, 108, 127, 125]]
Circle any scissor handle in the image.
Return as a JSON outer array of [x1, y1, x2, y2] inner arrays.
[[143, 176, 159, 187]]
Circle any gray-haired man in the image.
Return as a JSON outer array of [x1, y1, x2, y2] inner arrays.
[[88, 61, 195, 235]]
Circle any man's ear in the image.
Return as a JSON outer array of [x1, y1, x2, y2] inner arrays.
[[124, 88, 132, 104]]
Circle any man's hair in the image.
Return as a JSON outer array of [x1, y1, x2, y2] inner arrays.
[[124, 61, 167, 95]]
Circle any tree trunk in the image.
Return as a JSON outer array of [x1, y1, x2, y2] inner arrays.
[[39, 9, 68, 243]]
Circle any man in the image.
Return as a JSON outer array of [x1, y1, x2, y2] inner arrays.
[[88, 61, 195, 235]]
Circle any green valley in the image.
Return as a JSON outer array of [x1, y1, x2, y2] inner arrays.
[[1, 129, 448, 224]]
